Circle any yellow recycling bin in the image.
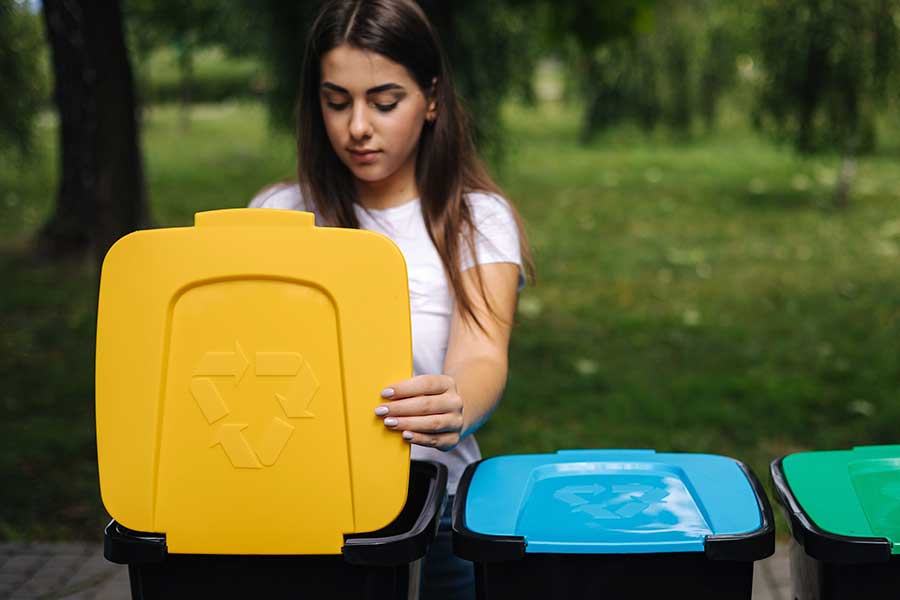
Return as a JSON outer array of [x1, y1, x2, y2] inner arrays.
[[96, 208, 416, 556]]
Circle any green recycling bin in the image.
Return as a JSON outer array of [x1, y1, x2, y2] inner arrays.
[[771, 445, 900, 599]]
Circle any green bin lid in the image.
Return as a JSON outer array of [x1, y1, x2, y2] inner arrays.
[[782, 445, 900, 555]]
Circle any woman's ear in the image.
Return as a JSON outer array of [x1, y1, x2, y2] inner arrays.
[[426, 77, 438, 122]]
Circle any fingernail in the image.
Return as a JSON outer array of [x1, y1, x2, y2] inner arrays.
[[384, 417, 398, 427], [381, 388, 395, 399], [374, 406, 389, 416], [402, 431, 414, 441]]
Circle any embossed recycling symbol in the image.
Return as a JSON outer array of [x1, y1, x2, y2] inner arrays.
[[190, 341, 319, 469], [553, 483, 669, 519]]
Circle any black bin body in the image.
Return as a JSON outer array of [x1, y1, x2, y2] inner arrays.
[[468, 552, 755, 600], [786, 541, 900, 600], [105, 460, 446, 600]]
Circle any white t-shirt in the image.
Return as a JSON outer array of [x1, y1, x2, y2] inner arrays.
[[250, 183, 523, 492]]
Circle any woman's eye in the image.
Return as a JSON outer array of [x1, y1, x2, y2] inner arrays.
[[326, 101, 350, 111], [374, 102, 399, 113]]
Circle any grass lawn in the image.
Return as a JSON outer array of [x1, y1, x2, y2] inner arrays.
[[2, 100, 899, 540]]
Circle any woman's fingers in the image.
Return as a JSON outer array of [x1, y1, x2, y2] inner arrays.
[[399, 430, 461, 451], [382, 413, 463, 434], [376, 393, 460, 417], [381, 374, 453, 400]]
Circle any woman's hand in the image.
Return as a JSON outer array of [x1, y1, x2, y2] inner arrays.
[[374, 374, 464, 451], [374, 262, 519, 452]]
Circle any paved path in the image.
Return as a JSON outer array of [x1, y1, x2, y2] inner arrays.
[[0, 543, 128, 600], [755, 542, 792, 600], [1, 541, 792, 599]]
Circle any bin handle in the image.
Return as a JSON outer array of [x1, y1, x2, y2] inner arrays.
[[703, 459, 776, 561], [451, 460, 527, 562], [342, 460, 448, 566], [770, 456, 891, 564]]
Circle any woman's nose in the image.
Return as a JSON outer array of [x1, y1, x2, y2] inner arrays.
[[349, 104, 373, 141]]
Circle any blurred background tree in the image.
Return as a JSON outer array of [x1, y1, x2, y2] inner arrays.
[[127, 1, 267, 114], [419, 0, 538, 164], [0, 0, 47, 156], [697, 3, 749, 131], [40, 0, 148, 260], [538, 0, 657, 141], [251, 0, 318, 132], [753, 0, 900, 207], [574, 0, 750, 141], [125, 0, 234, 128]]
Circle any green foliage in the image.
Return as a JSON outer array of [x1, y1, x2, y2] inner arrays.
[[0, 0, 48, 155], [578, 0, 748, 140], [423, 0, 541, 163], [0, 251, 99, 540], [754, 0, 900, 154], [697, 6, 748, 129], [125, 0, 262, 107], [125, 0, 222, 54], [141, 46, 267, 104], [528, 0, 666, 140], [540, 0, 656, 51], [251, 0, 318, 132], [579, 36, 664, 136]]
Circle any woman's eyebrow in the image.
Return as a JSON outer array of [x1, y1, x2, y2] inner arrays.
[[321, 81, 405, 94]]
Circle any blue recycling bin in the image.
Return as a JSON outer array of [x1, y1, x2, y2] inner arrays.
[[452, 450, 775, 599]]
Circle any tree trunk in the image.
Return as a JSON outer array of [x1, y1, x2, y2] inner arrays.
[[40, 0, 149, 263], [833, 153, 857, 210], [177, 38, 193, 131]]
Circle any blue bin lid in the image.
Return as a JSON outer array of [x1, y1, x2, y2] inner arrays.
[[461, 450, 768, 555]]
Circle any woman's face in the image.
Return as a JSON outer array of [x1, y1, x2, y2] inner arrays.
[[319, 44, 434, 189]]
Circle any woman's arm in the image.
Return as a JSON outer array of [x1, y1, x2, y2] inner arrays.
[[374, 262, 520, 450]]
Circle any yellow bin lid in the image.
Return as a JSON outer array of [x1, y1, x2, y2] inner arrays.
[[96, 209, 412, 555]]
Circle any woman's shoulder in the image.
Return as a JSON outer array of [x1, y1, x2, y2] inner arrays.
[[465, 190, 512, 213], [461, 190, 524, 284], [248, 182, 305, 210], [464, 190, 518, 232]]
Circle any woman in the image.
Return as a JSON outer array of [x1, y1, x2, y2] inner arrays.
[[251, 1, 533, 596]]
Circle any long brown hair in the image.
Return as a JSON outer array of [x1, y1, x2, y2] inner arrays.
[[297, 0, 533, 329]]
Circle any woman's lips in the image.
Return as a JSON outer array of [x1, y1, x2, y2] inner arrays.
[[349, 149, 381, 164]]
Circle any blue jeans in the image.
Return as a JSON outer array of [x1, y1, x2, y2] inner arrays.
[[419, 496, 475, 600]]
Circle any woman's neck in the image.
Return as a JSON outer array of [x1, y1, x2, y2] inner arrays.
[[355, 157, 419, 210]]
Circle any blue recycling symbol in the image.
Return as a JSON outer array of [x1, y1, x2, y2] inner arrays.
[[553, 483, 669, 519]]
